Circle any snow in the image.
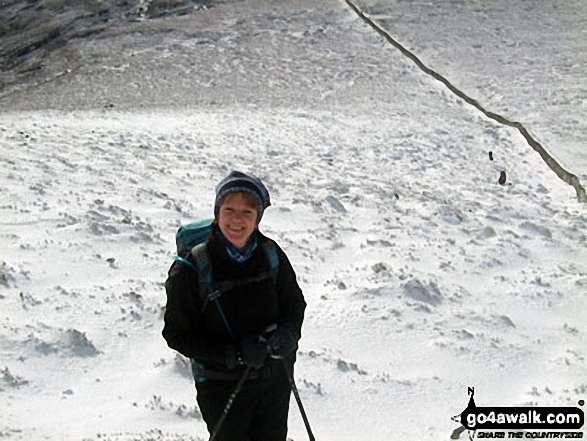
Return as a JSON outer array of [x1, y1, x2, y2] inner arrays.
[[1, 0, 586, 440]]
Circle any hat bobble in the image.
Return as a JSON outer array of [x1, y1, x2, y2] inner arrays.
[[214, 171, 271, 221]]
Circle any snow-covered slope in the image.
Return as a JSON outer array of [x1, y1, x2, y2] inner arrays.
[[1, 1, 586, 440]]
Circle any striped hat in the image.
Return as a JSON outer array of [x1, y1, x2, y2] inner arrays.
[[214, 171, 271, 221]]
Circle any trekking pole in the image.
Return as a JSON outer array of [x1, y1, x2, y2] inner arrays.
[[209, 366, 252, 441], [282, 360, 316, 441]]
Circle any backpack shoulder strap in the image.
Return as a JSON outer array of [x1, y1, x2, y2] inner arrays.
[[178, 239, 280, 317], [190, 243, 235, 340], [261, 241, 280, 286], [190, 243, 217, 313], [178, 240, 280, 297], [174, 255, 198, 272], [173, 246, 212, 303]]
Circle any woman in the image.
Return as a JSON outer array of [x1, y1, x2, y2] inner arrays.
[[163, 171, 306, 441]]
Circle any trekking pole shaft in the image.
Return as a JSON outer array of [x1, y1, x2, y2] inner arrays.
[[209, 366, 252, 441], [282, 360, 315, 441]]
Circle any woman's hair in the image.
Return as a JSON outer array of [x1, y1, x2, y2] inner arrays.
[[219, 191, 260, 210]]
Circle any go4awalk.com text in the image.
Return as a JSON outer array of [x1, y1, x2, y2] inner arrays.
[[465, 408, 584, 430], [452, 388, 585, 440]]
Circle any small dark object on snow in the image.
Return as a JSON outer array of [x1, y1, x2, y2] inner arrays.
[[451, 425, 466, 439], [488, 151, 494, 161], [498, 171, 507, 185]]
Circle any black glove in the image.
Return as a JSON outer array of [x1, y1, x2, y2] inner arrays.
[[240, 335, 270, 369], [267, 325, 297, 359]]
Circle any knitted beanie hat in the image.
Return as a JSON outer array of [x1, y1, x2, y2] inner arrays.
[[214, 171, 271, 222]]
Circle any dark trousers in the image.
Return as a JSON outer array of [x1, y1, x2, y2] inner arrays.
[[196, 359, 292, 441]]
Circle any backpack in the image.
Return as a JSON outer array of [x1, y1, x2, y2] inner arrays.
[[175, 218, 216, 256], [173, 219, 280, 338]]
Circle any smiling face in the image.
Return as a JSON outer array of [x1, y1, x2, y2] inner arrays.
[[217, 192, 259, 249]]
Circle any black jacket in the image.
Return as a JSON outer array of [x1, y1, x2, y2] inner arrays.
[[162, 227, 306, 371]]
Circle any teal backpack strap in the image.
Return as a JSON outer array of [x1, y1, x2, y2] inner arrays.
[[174, 255, 198, 272], [191, 243, 235, 341], [261, 241, 280, 286], [192, 243, 214, 305]]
